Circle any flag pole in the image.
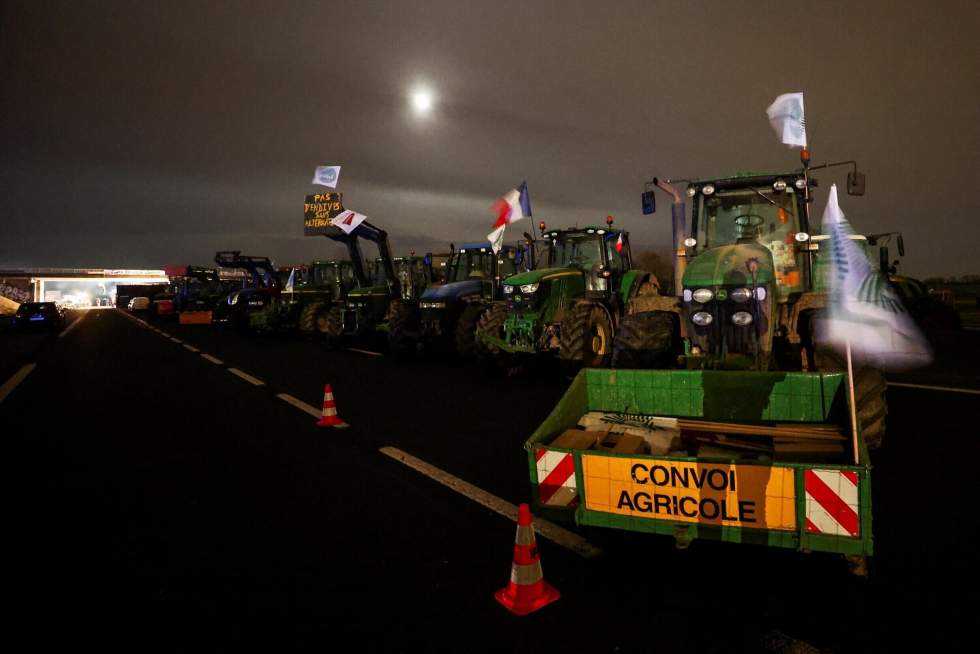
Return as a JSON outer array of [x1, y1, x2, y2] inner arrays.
[[845, 339, 860, 465]]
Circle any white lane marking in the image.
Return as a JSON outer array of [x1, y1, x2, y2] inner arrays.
[[200, 354, 224, 365], [379, 446, 602, 559], [888, 382, 980, 396], [183, 344, 200, 353], [170, 337, 183, 344], [58, 311, 89, 339], [158, 331, 171, 338], [348, 348, 383, 357], [276, 393, 322, 419], [227, 367, 264, 386], [0, 364, 37, 404]]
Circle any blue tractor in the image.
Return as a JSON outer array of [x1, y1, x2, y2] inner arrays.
[[211, 251, 282, 329], [416, 241, 530, 356]]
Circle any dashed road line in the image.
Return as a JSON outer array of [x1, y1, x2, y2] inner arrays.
[[158, 331, 171, 338], [183, 344, 200, 353], [276, 393, 322, 419], [227, 367, 264, 386], [58, 311, 88, 339], [379, 446, 602, 559], [348, 348, 383, 357], [888, 382, 980, 396], [0, 364, 37, 404], [170, 337, 183, 344], [200, 353, 224, 365]]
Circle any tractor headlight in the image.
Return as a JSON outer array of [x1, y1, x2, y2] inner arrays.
[[503, 285, 515, 294], [691, 288, 714, 303], [520, 283, 539, 294], [683, 289, 693, 302], [732, 311, 753, 326], [229, 292, 240, 305], [773, 180, 787, 191], [691, 311, 713, 326], [730, 287, 752, 303], [421, 301, 446, 309], [754, 287, 767, 301], [702, 184, 715, 196]]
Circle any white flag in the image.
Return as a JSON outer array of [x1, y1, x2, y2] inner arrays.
[[815, 185, 931, 371], [312, 165, 341, 188], [330, 209, 367, 234], [284, 268, 295, 292], [766, 93, 807, 148]]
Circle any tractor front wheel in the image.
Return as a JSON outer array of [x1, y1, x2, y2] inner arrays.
[[317, 305, 345, 348], [560, 303, 613, 377], [611, 311, 679, 369], [299, 302, 325, 337], [455, 303, 484, 358], [475, 302, 515, 374], [388, 300, 419, 356]]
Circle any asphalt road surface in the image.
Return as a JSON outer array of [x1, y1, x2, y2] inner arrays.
[[3, 309, 977, 652]]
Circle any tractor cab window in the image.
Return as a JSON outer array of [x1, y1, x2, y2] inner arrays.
[[498, 247, 519, 277], [702, 189, 799, 248], [551, 233, 607, 291], [370, 259, 387, 286], [395, 259, 428, 300], [448, 249, 495, 283], [313, 265, 338, 287]]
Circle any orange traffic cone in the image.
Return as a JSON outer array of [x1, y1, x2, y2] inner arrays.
[[316, 384, 349, 429], [495, 503, 560, 616]]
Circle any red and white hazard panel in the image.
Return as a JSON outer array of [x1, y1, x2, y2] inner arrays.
[[535, 448, 579, 508], [804, 469, 860, 538]]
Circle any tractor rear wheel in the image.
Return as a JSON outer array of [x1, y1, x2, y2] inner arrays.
[[560, 302, 613, 377], [611, 311, 678, 369], [455, 303, 484, 358], [317, 305, 344, 347], [388, 299, 419, 355], [814, 347, 888, 450], [299, 302, 324, 337]]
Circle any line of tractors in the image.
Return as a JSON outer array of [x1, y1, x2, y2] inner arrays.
[[149, 153, 960, 450]]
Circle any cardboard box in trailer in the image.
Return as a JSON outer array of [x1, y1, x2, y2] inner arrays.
[[527, 369, 872, 568]]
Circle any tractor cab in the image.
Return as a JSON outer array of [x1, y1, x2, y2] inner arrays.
[[543, 221, 632, 298], [370, 255, 433, 301]]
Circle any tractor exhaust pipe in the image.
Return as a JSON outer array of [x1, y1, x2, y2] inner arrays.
[[653, 178, 687, 296]]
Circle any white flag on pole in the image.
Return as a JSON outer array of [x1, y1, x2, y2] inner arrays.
[[312, 165, 342, 188], [285, 268, 296, 292], [815, 185, 931, 371], [330, 209, 367, 234], [766, 93, 807, 148]]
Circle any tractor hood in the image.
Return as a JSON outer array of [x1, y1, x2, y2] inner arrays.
[[347, 285, 388, 298], [420, 279, 482, 301], [683, 243, 775, 287], [502, 267, 582, 287]]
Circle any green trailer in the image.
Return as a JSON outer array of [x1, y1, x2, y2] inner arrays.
[[526, 368, 872, 569]]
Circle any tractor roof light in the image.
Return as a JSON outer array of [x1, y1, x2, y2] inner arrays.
[[587, 229, 596, 234], [683, 237, 697, 248], [691, 288, 714, 303], [702, 184, 715, 196], [732, 311, 753, 326], [795, 178, 807, 190], [597, 229, 606, 235], [754, 287, 767, 301], [773, 180, 787, 192], [683, 289, 693, 302], [686, 186, 697, 198], [795, 232, 810, 242], [691, 311, 713, 326]]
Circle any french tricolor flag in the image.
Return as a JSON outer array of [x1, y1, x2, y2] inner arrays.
[[487, 181, 531, 253]]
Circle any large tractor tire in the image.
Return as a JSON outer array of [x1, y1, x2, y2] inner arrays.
[[317, 305, 345, 347], [813, 347, 888, 450], [387, 299, 419, 355], [560, 302, 613, 377], [299, 301, 325, 337], [475, 302, 514, 374], [611, 311, 679, 369], [454, 303, 484, 358]]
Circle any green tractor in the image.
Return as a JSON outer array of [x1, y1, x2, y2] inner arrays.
[[475, 218, 656, 375], [304, 221, 436, 352], [287, 260, 358, 335], [617, 156, 889, 447]]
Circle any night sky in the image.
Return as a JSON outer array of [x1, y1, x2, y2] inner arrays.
[[3, 1, 978, 277]]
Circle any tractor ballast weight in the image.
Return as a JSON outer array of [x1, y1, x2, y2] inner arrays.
[[619, 158, 889, 448]]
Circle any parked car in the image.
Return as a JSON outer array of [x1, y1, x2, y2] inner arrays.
[[127, 296, 150, 312], [12, 302, 64, 331]]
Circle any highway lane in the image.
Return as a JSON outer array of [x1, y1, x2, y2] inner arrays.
[[2, 309, 976, 651]]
